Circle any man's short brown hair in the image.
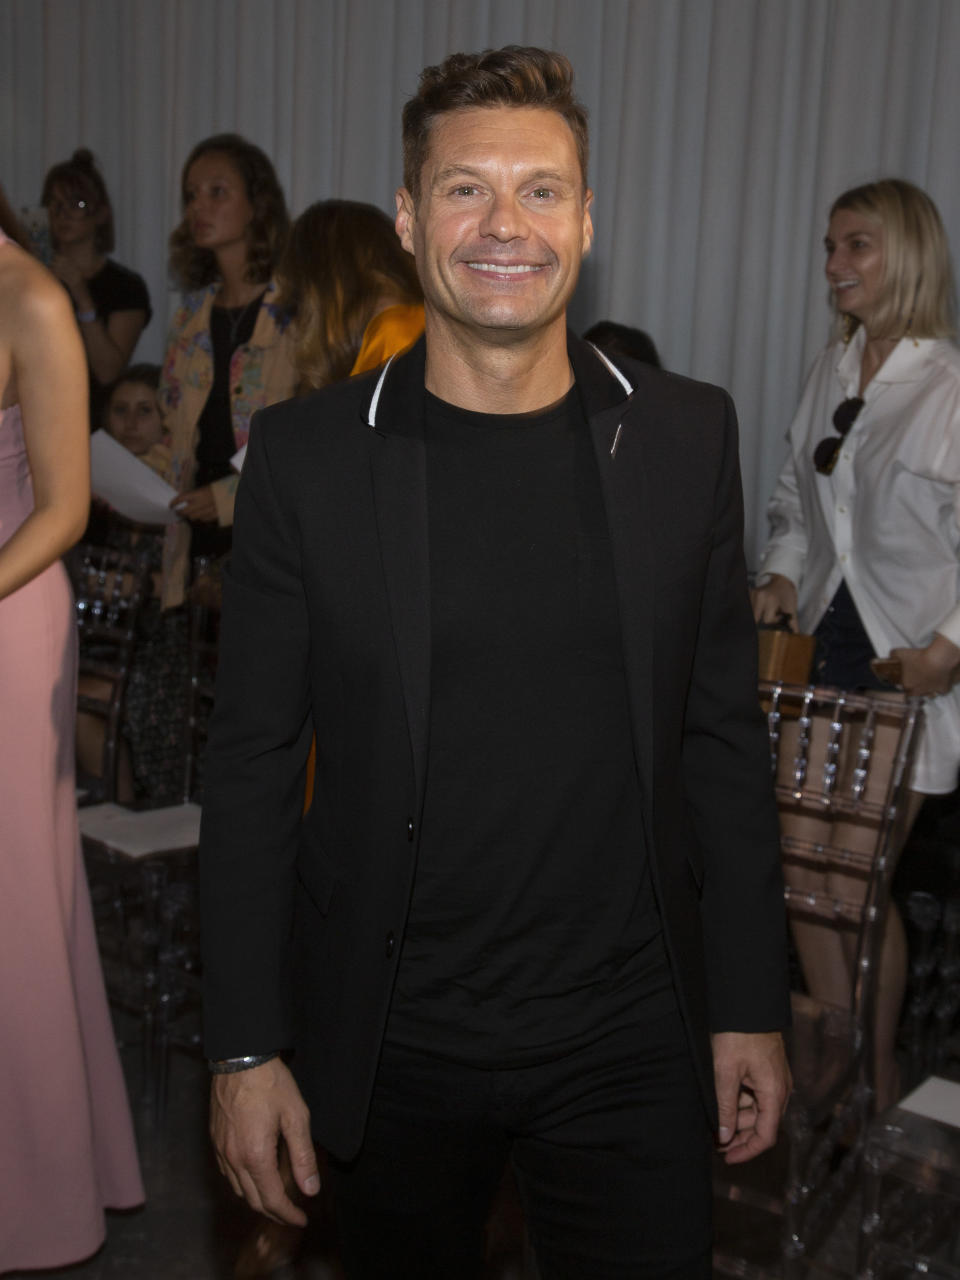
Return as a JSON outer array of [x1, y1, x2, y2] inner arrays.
[[402, 46, 589, 203]]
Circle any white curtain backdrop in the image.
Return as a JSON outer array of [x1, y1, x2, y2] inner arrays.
[[3, 0, 960, 562]]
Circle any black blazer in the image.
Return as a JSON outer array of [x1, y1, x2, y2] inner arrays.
[[200, 335, 790, 1161]]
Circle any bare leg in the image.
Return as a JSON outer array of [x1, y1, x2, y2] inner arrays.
[[870, 790, 925, 1110]]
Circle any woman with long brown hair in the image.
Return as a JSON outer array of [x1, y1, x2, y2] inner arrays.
[[278, 198, 423, 393], [160, 133, 298, 609]]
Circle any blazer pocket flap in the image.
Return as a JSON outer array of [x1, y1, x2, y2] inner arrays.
[[296, 858, 337, 917]]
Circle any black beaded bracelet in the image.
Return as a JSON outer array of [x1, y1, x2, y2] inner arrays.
[[207, 1052, 279, 1075]]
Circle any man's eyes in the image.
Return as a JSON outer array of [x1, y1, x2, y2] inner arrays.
[[444, 184, 560, 201]]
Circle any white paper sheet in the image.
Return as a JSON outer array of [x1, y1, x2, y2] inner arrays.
[[899, 1075, 960, 1128], [78, 802, 202, 858], [90, 430, 180, 525]]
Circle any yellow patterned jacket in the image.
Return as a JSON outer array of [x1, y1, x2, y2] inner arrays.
[[158, 282, 298, 609]]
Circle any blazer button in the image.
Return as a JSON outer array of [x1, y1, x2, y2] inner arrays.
[[407, 819, 415, 842], [384, 931, 396, 958]]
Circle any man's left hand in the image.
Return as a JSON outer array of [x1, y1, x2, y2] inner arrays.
[[711, 1030, 791, 1164]]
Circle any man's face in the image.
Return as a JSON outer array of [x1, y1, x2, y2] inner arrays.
[[396, 105, 592, 344]]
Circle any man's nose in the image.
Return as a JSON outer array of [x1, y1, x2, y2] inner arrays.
[[478, 192, 528, 242]]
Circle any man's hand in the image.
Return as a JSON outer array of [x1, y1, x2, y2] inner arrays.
[[711, 1030, 792, 1164], [210, 1057, 320, 1225], [750, 574, 799, 630], [890, 632, 960, 697]]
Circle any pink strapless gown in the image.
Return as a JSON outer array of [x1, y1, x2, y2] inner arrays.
[[0, 391, 144, 1269]]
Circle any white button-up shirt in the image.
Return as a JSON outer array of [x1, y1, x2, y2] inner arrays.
[[758, 328, 960, 793]]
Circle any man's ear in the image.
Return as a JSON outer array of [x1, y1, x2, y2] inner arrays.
[[395, 188, 416, 255], [582, 189, 594, 258]]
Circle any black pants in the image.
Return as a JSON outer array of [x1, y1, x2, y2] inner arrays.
[[328, 1006, 712, 1279], [813, 579, 886, 691]]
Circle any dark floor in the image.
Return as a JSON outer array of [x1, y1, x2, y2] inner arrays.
[[3, 1012, 867, 1280], [4, 1018, 274, 1280], [5, 1009, 535, 1280], [13, 786, 960, 1279]]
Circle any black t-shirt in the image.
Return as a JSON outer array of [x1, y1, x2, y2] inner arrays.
[[85, 259, 152, 422], [384, 386, 673, 1067]]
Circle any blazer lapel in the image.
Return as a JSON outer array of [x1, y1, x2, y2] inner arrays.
[[572, 338, 656, 818], [367, 343, 431, 806]]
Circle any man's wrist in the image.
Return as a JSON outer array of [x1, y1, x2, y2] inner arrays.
[[207, 1051, 279, 1075]]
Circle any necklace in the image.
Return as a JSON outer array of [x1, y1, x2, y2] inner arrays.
[[218, 291, 263, 348]]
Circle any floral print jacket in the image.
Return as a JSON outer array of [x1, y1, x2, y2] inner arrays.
[[158, 282, 298, 609]]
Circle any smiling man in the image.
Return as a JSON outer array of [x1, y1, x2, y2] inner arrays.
[[200, 46, 791, 1278]]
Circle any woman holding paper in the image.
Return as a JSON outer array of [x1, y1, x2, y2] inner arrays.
[[160, 134, 298, 610], [0, 209, 143, 1270], [103, 361, 170, 475]]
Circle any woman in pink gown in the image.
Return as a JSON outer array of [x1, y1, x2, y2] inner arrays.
[[0, 217, 143, 1272]]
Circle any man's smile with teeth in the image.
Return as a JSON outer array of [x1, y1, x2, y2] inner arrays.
[[466, 262, 543, 273]]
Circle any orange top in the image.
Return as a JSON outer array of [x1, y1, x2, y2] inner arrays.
[[349, 303, 425, 377]]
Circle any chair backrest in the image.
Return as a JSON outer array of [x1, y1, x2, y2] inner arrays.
[[69, 543, 152, 801], [182, 556, 222, 803], [71, 542, 150, 649], [762, 680, 923, 1026]]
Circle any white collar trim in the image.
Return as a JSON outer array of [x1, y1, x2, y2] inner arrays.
[[587, 343, 634, 396], [367, 355, 397, 427], [367, 344, 635, 428]]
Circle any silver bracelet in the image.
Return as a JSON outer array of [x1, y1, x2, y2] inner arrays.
[[76, 308, 97, 323], [208, 1051, 279, 1074]]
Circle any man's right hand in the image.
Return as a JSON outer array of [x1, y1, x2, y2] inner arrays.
[[210, 1057, 320, 1225], [751, 573, 799, 630]]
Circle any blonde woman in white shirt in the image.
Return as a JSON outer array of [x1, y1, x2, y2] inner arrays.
[[753, 178, 960, 1108]]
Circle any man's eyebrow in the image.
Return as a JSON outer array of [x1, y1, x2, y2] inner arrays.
[[522, 170, 573, 188], [431, 165, 575, 189], [432, 165, 485, 186]]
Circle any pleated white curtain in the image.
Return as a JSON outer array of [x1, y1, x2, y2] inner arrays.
[[3, 0, 960, 561]]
